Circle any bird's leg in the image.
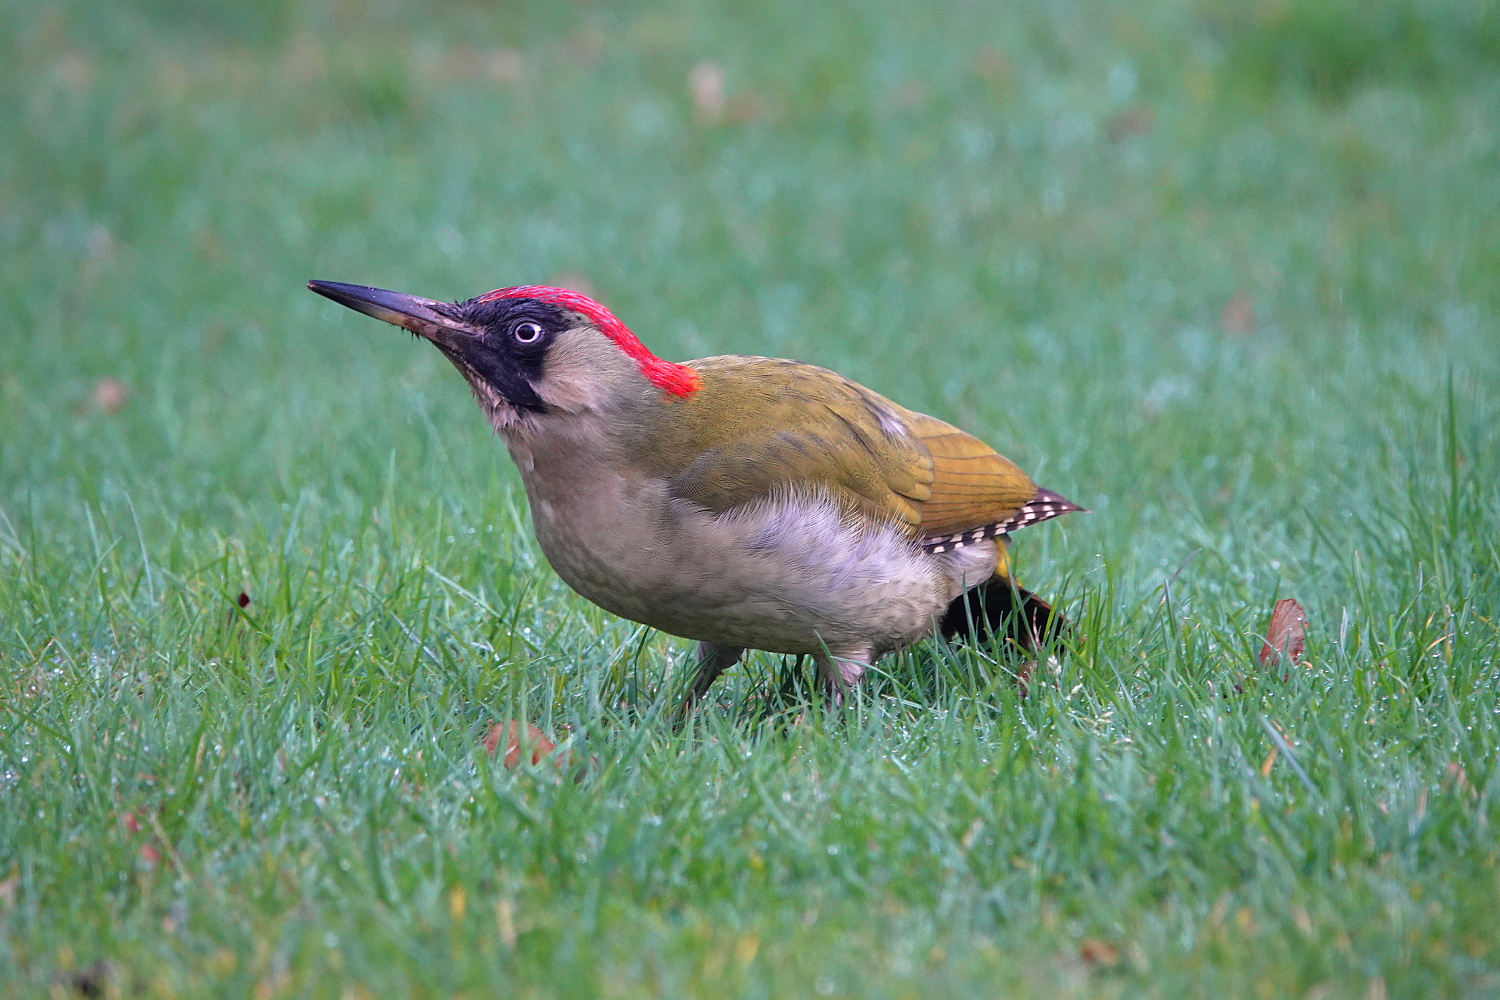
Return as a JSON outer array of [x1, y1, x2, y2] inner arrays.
[[814, 651, 871, 706], [773, 654, 808, 709], [678, 641, 744, 717]]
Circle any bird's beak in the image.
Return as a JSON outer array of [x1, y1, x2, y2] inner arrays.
[[309, 279, 548, 413], [307, 280, 479, 346]]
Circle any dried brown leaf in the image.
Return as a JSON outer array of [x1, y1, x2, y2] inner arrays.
[[1079, 938, 1121, 968], [888, 80, 927, 110], [483, 720, 556, 768], [1104, 105, 1155, 142], [1221, 292, 1256, 335], [91, 377, 129, 415], [727, 93, 766, 124], [1258, 597, 1307, 668], [974, 46, 1012, 87]]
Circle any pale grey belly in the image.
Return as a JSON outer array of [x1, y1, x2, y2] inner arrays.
[[525, 481, 996, 657]]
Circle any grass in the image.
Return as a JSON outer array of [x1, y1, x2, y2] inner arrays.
[[2, 0, 1499, 996]]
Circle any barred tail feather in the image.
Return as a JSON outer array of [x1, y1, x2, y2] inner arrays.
[[996, 487, 1085, 535], [922, 486, 1084, 554]]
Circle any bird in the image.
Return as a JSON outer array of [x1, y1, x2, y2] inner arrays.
[[308, 279, 1083, 709]]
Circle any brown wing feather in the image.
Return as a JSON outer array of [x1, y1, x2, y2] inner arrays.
[[894, 409, 1038, 540]]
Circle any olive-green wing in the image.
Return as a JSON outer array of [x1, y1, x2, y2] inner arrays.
[[643, 357, 933, 529], [641, 356, 1042, 545]]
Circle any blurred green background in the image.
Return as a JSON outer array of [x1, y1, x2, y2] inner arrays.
[[2, 0, 1499, 997], [4, 0, 1499, 519]]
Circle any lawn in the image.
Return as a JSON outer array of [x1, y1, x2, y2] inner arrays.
[[2, 0, 1499, 996]]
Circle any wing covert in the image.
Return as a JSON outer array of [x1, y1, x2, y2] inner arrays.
[[637, 356, 1042, 543]]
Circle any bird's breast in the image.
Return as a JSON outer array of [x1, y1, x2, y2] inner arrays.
[[512, 453, 996, 657]]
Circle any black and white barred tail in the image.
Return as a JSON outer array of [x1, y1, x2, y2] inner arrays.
[[921, 488, 1084, 554]]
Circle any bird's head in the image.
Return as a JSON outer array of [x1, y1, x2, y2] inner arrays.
[[308, 280, 700, 430]]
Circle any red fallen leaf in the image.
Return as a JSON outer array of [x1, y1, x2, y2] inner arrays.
[[483, 720, 557, 768], [726, 92, 767, 125], [1104, 105, 1155, 142], [1258, 598, 1307, 669], [236, 592, 251, 608], [1079, 938, 1121, 968], [888, 79, 927, 110], [76, 376, 129, 417], [94, 376, 129, 413], [974, 45, 1012, 87], [1221, 292, 1256, 335]]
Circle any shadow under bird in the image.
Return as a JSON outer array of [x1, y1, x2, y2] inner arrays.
[[308, 280, 1083, 709]]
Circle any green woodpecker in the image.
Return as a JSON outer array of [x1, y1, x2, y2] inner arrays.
[[308, 280, 1083, 707]]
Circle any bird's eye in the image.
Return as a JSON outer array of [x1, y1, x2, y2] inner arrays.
[[513, 321, 543, 344]]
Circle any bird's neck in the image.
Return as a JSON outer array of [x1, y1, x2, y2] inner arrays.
[[497, 398, 660, 502]]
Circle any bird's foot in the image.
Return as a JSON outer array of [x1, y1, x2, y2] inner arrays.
[[814, 651, 871, 707], [675, 641, 744, 723]]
